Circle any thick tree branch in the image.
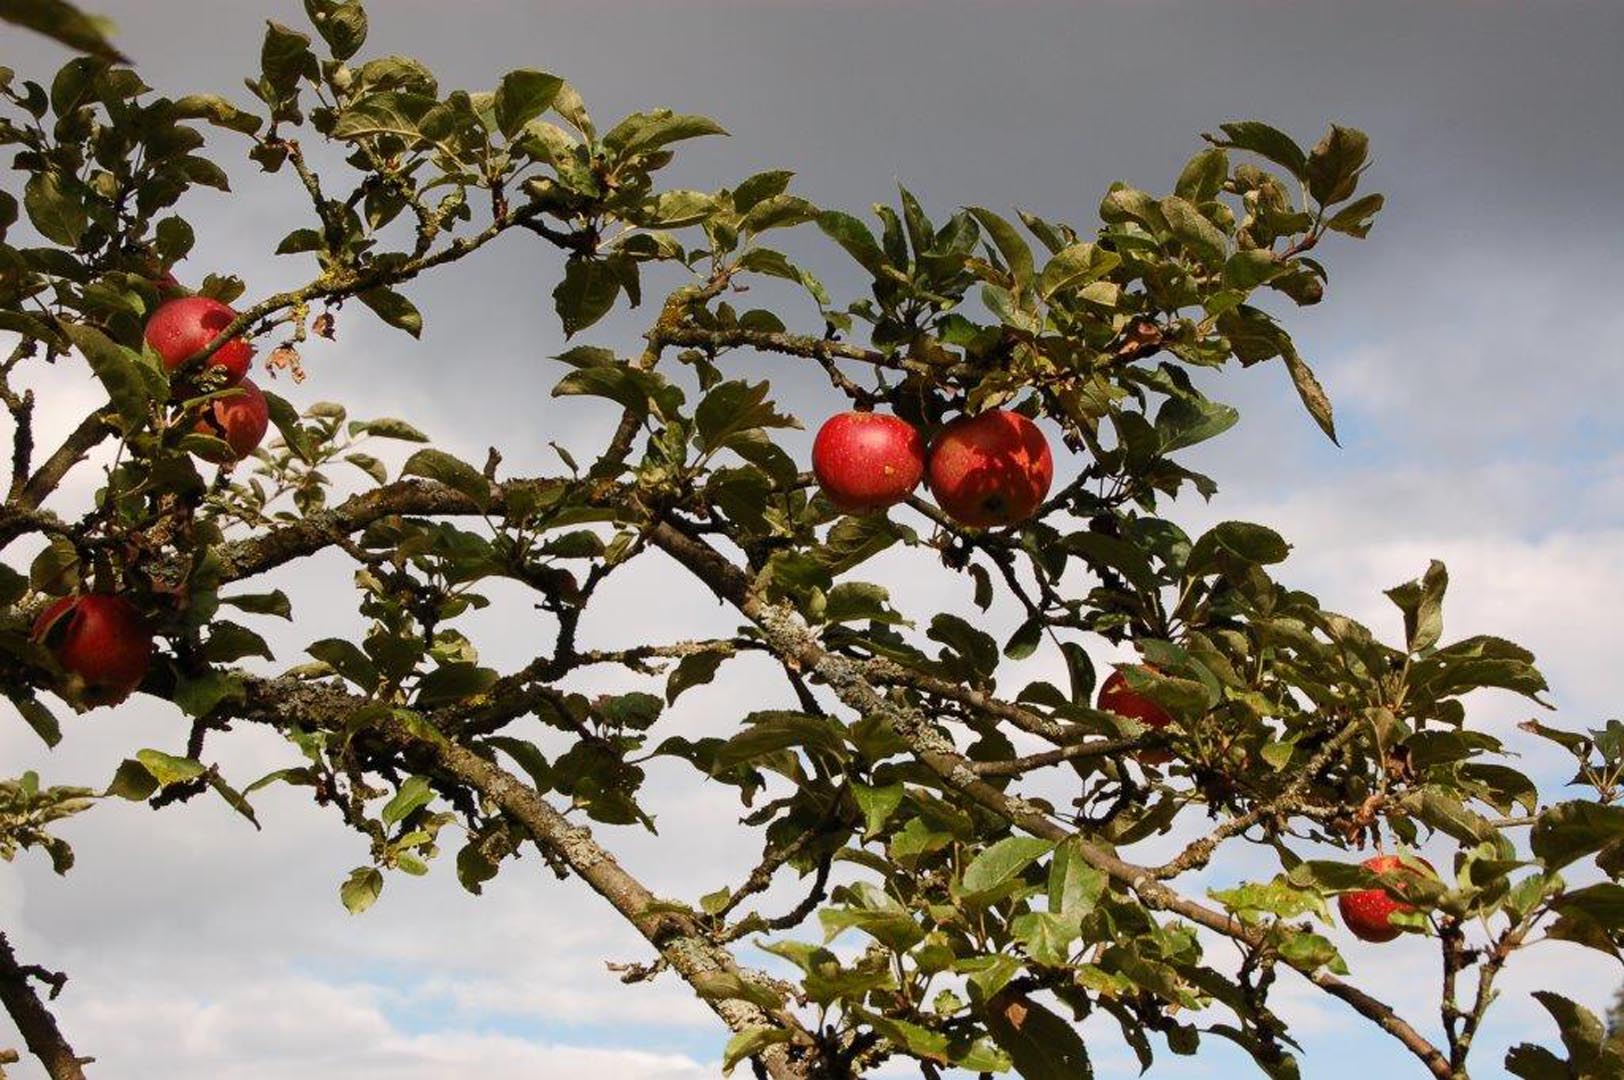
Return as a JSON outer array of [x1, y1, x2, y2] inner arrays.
[[225, 677, 816, 1079], [644, 518, 1456, 1080], [0, 934, 87, 1080]]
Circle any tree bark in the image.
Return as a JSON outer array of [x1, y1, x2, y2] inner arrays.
[[0, 934, 87, 1080]]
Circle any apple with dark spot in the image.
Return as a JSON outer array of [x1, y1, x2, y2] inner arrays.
[[194, 378, 270, 463], [31, 594, 154, 707], [145, 295, 254, 391], [927, 409, 1053, 527], [812, 411, 926, 514]]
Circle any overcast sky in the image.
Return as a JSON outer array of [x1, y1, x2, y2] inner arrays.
[[2, 1, 1622, 1077]]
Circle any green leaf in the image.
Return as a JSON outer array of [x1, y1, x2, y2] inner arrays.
[[343, 452, 387, 484], [105, 759, 158, 801], [1505, 1043, 1575, 1080], [29, 538, 80, 594], [484, 736, 553, 793], [927, 614, 1000, 678], [1529, 991, 1607, 1073], [60, 322, 151, 427], [1175, 147, 1229, 203], [985, 995, 1094, 1080], [24, 171, 87, 246], [551, 364, 682, 422], [415, 663, 498, 708], [1048, 838, 1107, 918], [1278, 929, 1348, 974], [1223, 249, 1285, 290], [1156, 395, 1240, 453], [356, 286, 422, 338], [640, 189, 716, 229], [666, 650, 724, 704], [1211, 877, 1323, 921], [350, 416, 430, 442], [691, 971, 783, 1011], [1285, 860, 1380, 894], [1306, 124, 1370, 205], [243, 767, 315, 796], [1037, 242, 1119, 300], [1326, 193, 1384, 237], [597, 691, 663, 731], [820, 883, 923, 951], [852, 781, 904, 837], [330, 90, 437, 141], [494, 68, 563, 138], [340, 866, 383, 913], [1004, 617, 1043, 660], [1061, 641, 1096, 704], [553, 258, 620, 336], [135, 749, 206, 786], [1160, 195, 1227, 266], [816, 210, 888, 277], [220, 589, 292, 619], [603, 110, 726, 158], [1384, 560, 1448, 653], [968, 206, 1035, 291], [0, 0, 125, 61], [1189, 520, 1290, 572], [261, 21, 318, 93], [0, 563, 23, 609], [721, 1027, 791, 1076], [714, 712, 847, 771], [960, 953, 1024, 999], [961, 836, 1054, 895], [13, 697, 61, 748], [1214, 120, 1308, 180], [695, 379, 798, 453], [173, 93, 263, 135], [738, 193, 818, 235], [304, 0, 366, 59], [455, 838, 499, 895], [400, 448, 492, 509], [1009, 911, 1082, 967], [1277, 346, 1336, 444], [172, 670, 246, 718], [381, 775, 433, 826], [1532, 801, 1624, 871], [207, 773, 260, 829], [306, 638, 379, 690], [262, 389, 315, 463], [202, 621, 274, 663]]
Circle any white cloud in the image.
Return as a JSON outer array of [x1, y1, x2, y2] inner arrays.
[[37, 970, 715, 1080]]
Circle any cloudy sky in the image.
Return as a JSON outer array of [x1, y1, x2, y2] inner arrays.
[[2, 0, 1622, 1077]]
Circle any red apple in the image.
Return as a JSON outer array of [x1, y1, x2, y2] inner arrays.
[[31, 594, 154, 707], [926, 409, 1054, 527], [193, 378, 270, 462], [1338, 854, 1435, 943], [1098, 667, 1175, 764], [144, 296, 253, 391], [812, 411, 927, 514]]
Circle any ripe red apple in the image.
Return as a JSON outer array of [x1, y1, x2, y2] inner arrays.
[[193, 378, 270, 462], [30, 594, 154, 707], [1098, 667, 1175, 764], [812, 411, 927, 514], [144, 296, 253, 390], [926, 409, 1054, 527], [1338, 854, 1435, 943]]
